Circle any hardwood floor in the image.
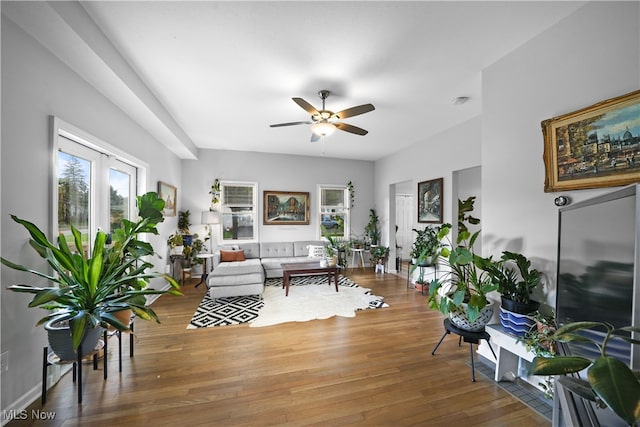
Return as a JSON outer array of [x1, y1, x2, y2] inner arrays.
[[14, 269, 550, 426]]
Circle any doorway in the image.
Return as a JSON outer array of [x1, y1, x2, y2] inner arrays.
[[394, 180, 414, 263]]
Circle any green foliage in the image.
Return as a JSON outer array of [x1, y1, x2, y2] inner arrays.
[[209, 179, 221, 205], [347, 180, 355, 209], [410, 224, 447, 264], [177, 210, 191, 234], [484, 250, 542, 304], [530, 321, 640, 426], [364, 208, 380, 245], [182, 234, 208, 266], [3, 192, 182, 351], [425, 197, 498, 323], [371, 246, 390, 260]]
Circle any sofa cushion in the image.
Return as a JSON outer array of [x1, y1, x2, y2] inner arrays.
[[220, 249, 246, 262], [260, 256, 310, 272], [208, 272, 264, 288], [212, 258, 263, 276], [260, 242, 294, 258]]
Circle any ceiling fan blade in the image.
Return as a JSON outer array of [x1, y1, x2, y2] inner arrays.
[[269, 121, 312, 128], [335, 122, 368, 136], [335, 103, 375, 119], [310, 132, 320, 142], [292, 97, 319, 115]]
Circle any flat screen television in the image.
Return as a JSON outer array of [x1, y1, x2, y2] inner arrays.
[[555, 183, 639, 426]]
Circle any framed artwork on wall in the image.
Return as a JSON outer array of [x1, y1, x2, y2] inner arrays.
[[417, 178, 443, 223], [542, 89, 640, 192], [263, 191, 310, 225], [158, 181, 177, 217]]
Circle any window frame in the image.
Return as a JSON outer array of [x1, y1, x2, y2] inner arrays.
[[51, 116, 147, 252], [219, 180, 259, 243], [317, 184, 350, 241]]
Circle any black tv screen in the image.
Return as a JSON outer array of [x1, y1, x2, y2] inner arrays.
[[556, 184, 639, 367]]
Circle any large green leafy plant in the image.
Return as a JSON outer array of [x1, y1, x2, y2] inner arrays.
[[424, 197, 498, 322], [410, 224, 446, 265], [531, 321, 640, 426], [2, 191, 181, 350]]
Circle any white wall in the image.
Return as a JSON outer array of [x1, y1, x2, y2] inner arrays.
[[1, 16, 182, 414], [481, 1, 640, 306], [375, 115, 482, 266], [181, 149, 374, 246]]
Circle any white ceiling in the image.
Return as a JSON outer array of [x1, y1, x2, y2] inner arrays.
[[6, 1, 587, 161]]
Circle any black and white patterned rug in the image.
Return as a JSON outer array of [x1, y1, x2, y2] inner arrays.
[[187, 275, 388, 329]]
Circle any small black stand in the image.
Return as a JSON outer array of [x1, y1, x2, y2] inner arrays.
[[41, 321, 134, 405], [431, 318, 497, 382]]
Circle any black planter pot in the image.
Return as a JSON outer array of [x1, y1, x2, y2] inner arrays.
[[45, 319, 103, 362], [500, 296, 540, 315]]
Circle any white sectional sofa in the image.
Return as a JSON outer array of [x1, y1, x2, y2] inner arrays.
[[207, 240, 326, 299]]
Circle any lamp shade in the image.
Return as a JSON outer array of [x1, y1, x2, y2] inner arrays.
[[311, 121, 336, 137], [201, 210, 220, 225]]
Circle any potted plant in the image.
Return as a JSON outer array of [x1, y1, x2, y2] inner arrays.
[[350, 234, 365, 250], [181, 233, 208, 269], [2, 192, 182, 361], [364, 209, 380, 247], [484, 251, 542, 336], [520, 310, 558, 398], [424, 197, 499, 331], [531, 321, 640, 426], [410, 224, 446, 267], [167, 233, 184, 255], [370, 245, 390, 266], [322, 227, 348, 268], [177, 210, 193, 246]]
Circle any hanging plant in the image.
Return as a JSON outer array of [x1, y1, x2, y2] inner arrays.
[[347, 180, 355, 209], [209, 179, 221, 205]]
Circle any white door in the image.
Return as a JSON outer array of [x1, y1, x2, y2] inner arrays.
[[395, 193, 414, 260]]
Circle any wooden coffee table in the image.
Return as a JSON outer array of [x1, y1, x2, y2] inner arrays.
[[281, 261, 339, 296]]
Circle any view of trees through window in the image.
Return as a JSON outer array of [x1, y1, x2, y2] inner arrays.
[[58, 152, 90, 253], [57, 151, 132, 254]]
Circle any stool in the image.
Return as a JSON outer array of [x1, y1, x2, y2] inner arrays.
[[350, 248, 365, 269], [375, 260, 384, 273], [181, 267, 192, 284], [431, 318, 497, 382]]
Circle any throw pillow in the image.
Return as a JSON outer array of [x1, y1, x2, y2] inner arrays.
[[307, 245, 325, 258], [220, 249, 245, 262]]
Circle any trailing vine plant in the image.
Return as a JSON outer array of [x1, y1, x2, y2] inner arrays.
[[209, 179, 221, 206], [347, 180, 355, 209]]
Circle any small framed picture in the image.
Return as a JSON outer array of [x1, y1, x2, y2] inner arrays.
[[417, 178, 443, 223], [158, 181, 177, 217]]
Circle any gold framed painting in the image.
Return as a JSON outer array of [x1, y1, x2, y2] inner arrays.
[[263, 191, 310, 225], [542, 89, 640, 192], [158, 181, 177, 217]]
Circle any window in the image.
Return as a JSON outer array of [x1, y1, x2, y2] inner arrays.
[[54, 118, 144, 255], [318, 185, 349, 239], [220, 181, 258, 242]]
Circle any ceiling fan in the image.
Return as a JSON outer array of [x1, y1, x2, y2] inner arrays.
[[270, 90, 375, 142]]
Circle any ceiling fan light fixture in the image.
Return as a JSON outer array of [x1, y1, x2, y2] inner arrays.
[[311, 121, 336, 137]]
